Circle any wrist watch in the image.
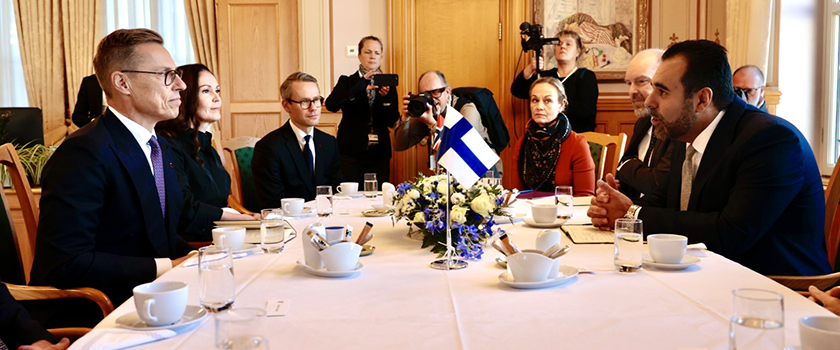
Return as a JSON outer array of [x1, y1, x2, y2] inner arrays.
[[624, 204, 641, 219]]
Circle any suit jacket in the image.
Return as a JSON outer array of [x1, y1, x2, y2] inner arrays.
[[617, 116, 678, 199], [252, 122, 342, 206], [0, 281, 56, 348], [637, 98, 831, 276], [30, 110, 194, 304], [324, 71, 399, 158], [71, 74, 104, 128]]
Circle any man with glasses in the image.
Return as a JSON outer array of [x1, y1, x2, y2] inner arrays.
[[252, 72, 342, 206], [30, 29, 196, 307], [732, 65, 767, 112]]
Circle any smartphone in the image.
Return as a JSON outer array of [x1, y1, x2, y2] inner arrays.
[[371, 74, 398, 87]]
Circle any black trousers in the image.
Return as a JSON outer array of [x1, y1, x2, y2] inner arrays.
[[340, 153, 391, 185]]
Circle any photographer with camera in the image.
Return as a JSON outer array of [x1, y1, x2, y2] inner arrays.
[[732, 65, 767, 112], [325, 36, 399, 184], [511, 29, 598, 133]]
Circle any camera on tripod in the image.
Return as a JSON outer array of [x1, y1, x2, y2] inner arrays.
[[519, 22, 559, 53], [407, 92, 435, 118]]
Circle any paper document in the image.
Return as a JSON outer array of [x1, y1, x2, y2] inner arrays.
[[562, 225, 614, 244]]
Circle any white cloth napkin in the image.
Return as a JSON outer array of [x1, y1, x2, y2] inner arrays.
[[221, 207, 240, 214], [68, 329, 176, 350]]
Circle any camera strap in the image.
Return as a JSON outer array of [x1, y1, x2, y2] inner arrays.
[[559, 67, 578, 85]]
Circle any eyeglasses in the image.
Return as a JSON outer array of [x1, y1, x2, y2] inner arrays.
[[287, 96, 324, 109], [421, 87, 447, 98], [121, 69, 183, 86], [733, 86, 761, 98]]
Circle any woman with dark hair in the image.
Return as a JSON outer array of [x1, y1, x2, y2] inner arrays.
[[157, 64, 257, 241], [511, 30, 599, 133], [325, 36, 400, 184], [510, 77, 595, 196]]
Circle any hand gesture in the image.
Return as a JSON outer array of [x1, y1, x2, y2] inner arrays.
[[808, 285, 840, 316], [18, 338, 70, 350], [587, 173, 632, 230], [523, 55, 545, 79]]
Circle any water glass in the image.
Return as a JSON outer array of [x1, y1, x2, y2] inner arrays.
[[482, 170, 501, 187], [260, 208, 285, 254], [555, 186, 573, 220], [728, 288, 784, 350], [199, 246, 235, 312], [216, 307, 268, 349], [364, 173, 378, 198], [316, 185, 333, 217], [613, 218, 643, 273]]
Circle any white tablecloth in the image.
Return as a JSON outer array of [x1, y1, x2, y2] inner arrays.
[[85, 197, 836, 349]]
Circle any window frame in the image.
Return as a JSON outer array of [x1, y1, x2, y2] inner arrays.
[[821, 0, 840, 173]]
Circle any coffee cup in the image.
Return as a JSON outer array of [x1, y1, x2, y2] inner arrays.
[[382, 182, 395, 206], [211, 226, 246, 251], [647, 234, 688, 264], [531, 204, 557, 224], [133, 281, 188, 326], [319, 242, 362, 272], [302, 223, 326, 269], [281, 197, 305, 215], [506, 249, 559, 282], [325, 225, 353, 242], [337, 182, 359, 197], [536, 229, 562, 251], [800, 316, 840, 350]]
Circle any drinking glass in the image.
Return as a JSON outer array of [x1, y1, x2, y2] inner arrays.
[[364, 173, 378, 198], [198, 246, 234, 312], [216, 307, 268, 349], [316, 185, 333, 217], [482, 170, 501, 187], [613, 218, 643, 273], [728, 288, 784, 350], [260, 208, 285, 254], [555, 186, 573, 220]]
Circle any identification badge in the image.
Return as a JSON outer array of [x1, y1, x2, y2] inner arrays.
[[368, 133, 379, 146]]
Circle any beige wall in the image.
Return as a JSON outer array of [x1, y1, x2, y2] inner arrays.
[[330, 0, 389, 90]]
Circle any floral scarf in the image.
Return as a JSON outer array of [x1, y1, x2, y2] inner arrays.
[[519, 113, 571, 191]]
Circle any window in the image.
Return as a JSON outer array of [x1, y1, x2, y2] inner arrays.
[[102, 0, 196, 66], [825, 0, 840, 167], [0, 0, 28, 107]]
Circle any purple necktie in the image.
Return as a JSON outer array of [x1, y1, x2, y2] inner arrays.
[[149, 136, 166, 216]]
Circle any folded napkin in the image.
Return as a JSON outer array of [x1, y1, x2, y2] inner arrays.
[[68, 329, 176, 350], [221, 207, 241, 214], [687, 243, 709, 257], [182, 250, 255, 267]]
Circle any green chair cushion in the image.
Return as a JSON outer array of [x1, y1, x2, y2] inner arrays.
[[235, 147, 260, 212]]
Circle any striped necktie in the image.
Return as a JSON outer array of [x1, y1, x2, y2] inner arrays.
[[680, 145, 698, 211], [149, 136, 166, 216]]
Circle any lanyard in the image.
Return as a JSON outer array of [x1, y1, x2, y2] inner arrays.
[[560, 67, 578, 84]]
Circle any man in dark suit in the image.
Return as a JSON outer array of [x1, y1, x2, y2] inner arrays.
[[30, 29, 195, 305], [616, 49, 678, 200], [71, 74, 104, 128], [588, 40, 831, 276], [0, 281, 68, 349], [252, 72, 342, 207]]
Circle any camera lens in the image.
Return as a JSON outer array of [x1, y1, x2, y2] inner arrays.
[[407, 94, 432, 117]]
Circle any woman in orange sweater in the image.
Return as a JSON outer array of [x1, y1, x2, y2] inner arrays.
[[510, 76, 595, 196]]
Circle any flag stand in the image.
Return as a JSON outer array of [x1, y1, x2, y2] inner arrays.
[[430, 170, 467, 270]]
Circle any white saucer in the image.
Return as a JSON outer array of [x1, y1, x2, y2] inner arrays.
[[296, 259, 363, 278], [642, 255, 701, 270], [115, 305, 208, 331], [493, 213, 525, 224], [208, 243, 258, 255], [522, 217, 567, 228], [284, 208, 314, 218], [334, 193, 364, 199], [371, 204, 396, 211], [498, 265, 579, 289]]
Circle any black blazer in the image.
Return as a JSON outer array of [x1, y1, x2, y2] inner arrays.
[[638, 98, 831, 276], [71, 74, 103, 128], [617, 116, 678, 199], [0, 281, 56, 348], [510, 67, 599, 132], [164, 130, 230, 241], [30, 110, 193, 304], [325, 72, 399, 157], [252, 122, 342, 206]]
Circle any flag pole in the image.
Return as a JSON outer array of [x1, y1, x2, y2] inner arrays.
[[430, 169, 467, 270]]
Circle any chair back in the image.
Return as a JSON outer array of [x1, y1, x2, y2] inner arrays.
[[223, 137, 260, 212], [823, 156, 840, 271], [0, 144, 38, 284], [581, 132, 627, 180]]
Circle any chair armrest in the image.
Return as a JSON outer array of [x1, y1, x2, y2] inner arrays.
[[228, 195, 253, 214], [767, 271, 840, 291], [5, 283, 114, 317]]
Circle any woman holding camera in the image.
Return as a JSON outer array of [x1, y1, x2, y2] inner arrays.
[[325, 36, 400, 184], [510, 30, 599, 133], [510, 77, 595, 195], [157, 64, 258, 242]]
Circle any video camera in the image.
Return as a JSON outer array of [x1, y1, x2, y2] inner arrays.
[[407, 92, 435, 118], [519, 22, 559, 53]]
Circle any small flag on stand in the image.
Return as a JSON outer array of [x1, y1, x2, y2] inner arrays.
[[436, 111, 499, 188]]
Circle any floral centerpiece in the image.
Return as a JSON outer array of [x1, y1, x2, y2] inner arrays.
[[392, 174, 508, 259]]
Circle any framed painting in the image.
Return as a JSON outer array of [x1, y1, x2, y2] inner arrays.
[[534, 0, 651, 81]]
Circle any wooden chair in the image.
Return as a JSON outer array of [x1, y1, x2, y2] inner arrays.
[[580, 132, 627, 180], [0, 143, 113, 338], [767, 156, 840, 293], [223, 136, 260, 213]]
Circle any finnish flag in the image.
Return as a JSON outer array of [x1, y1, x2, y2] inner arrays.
[[436, 112, 500, 189]]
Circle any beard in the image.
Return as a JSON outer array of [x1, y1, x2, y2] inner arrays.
[[630, 91, 651, 118], [633, 105, 651, 118], [652, 97, 696, 140]]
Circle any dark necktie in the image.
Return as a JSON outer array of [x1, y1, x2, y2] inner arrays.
[[303, 135, 314, 178], [0, 337, 8, 350], [643, 126, 656, 166], [149, 136, 166, 216]]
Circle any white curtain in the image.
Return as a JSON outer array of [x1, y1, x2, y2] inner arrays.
[[101, 0, 196, 66], [0, 0, 27, 107], [726, 0, 774, 78]]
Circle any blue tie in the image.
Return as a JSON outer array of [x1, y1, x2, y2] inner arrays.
[[303, 135, 313, 178], [149, 136, 166, 217]]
